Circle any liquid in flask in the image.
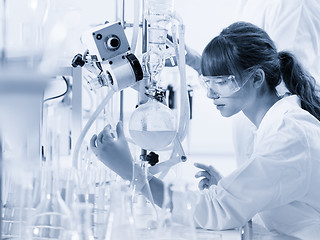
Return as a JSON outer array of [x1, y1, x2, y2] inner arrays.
[[129, 99, 177, 151]]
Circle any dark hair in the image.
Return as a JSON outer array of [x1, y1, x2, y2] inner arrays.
[[201, 21, 320, 121]]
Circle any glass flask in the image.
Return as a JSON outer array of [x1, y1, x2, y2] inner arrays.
[[131, 156, 159, 239], [72, 202, 95, 240], [129, 99, 177, 151], [28, 167, 74, 240], [157, 183, 197, 240], [104, 181, 136, 240], [1, 173, 34, 239]]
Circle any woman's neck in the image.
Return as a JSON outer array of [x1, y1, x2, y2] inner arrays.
[[243, 90, 280, 128]]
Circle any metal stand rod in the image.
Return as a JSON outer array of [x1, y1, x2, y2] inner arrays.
[[1, 0, 7, 65], [140, 0, 149, 158], [0, 134, 2, 240], [116, 0, 126, 122]]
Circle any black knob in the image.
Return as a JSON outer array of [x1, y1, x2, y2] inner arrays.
[[71, 53, 85, 67], [146, 152, 159, 166]]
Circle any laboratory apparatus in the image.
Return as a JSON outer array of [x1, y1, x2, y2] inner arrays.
[[73, 21, 143, 92], [71, 21, 144, 169], [157, 183, 197, 240], [28, 167, 74, 240], [128, 0, 190, 172], [1, 0, 198, 239], [105, 181, 135, 240], [129, 97, 177, 151]]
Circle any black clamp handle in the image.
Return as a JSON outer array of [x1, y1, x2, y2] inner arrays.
[[71, 53, 85, 67], [146, 151, 159, 166]]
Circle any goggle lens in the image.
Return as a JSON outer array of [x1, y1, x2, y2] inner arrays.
[[199, 75, 240, 97]]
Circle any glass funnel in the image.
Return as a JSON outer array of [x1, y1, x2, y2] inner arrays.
[[129, 99, 177, 151]]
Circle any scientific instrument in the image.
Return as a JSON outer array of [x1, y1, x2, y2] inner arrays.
[[71, 21, 144, 168], [73, 21, 143, 92]]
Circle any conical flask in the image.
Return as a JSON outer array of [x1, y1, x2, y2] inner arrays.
[[131, 158, 159, 239], [28, 167, 74, 240], [104, 181, 136, 240], [157, 182, 197, 240]]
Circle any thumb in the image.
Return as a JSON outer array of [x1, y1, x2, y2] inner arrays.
[[116, 121, 125, 139]]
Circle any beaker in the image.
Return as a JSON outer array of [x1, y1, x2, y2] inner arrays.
[[129, 99, 177, 151]]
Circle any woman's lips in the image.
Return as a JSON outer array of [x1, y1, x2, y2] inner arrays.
[[215, 104, 225, 110]]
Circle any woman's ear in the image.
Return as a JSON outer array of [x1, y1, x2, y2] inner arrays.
[[253, 68, 265, 88]]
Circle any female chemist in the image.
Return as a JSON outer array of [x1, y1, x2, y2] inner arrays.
[[90, 22, 320, 239]]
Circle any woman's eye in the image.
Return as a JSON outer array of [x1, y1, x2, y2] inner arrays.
[[217, 80, 227, 85]]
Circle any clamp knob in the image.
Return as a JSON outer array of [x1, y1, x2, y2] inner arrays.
[[71, 53, 85, 67]]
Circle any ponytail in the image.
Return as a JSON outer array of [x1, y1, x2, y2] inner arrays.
[[278, 51, 320, 121]]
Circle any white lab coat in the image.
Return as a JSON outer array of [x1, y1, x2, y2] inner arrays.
[[233, 0, 320, 168], [172, 95, 320, 239]]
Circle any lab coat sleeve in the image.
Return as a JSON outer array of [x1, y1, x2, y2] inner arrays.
[[173, 118, 310, 230]]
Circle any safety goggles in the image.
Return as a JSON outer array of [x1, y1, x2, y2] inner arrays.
[[199, 74, 249, 97]]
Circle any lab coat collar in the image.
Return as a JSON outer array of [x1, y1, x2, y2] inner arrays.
[[257, 95, 301, 133]]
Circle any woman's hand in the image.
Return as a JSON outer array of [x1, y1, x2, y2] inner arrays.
[[194, 163, 222, 190], [90, 122, 133, 180]]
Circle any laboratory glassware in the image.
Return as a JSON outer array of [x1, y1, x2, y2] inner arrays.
[[1, 173, 35, 239], [157, 183, 197, 240], [28, 167, 75, 240], [129, 98, 177, 151], [145, 0, 174, 27], [143, 27, 167, 87], [131, 157, 159, 240], [72, 202, 95, 240], [104, 181, 136, 240]]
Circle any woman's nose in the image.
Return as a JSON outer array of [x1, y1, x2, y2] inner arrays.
[[207, 89, 220, 99]]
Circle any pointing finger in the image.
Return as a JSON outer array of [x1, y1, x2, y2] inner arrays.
[[194, 163, 211, 172]]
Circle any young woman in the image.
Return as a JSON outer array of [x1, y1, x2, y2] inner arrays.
[[90, 22, 320, 239]]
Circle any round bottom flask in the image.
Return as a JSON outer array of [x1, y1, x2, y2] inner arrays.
[[129, 99, 177, 151]]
